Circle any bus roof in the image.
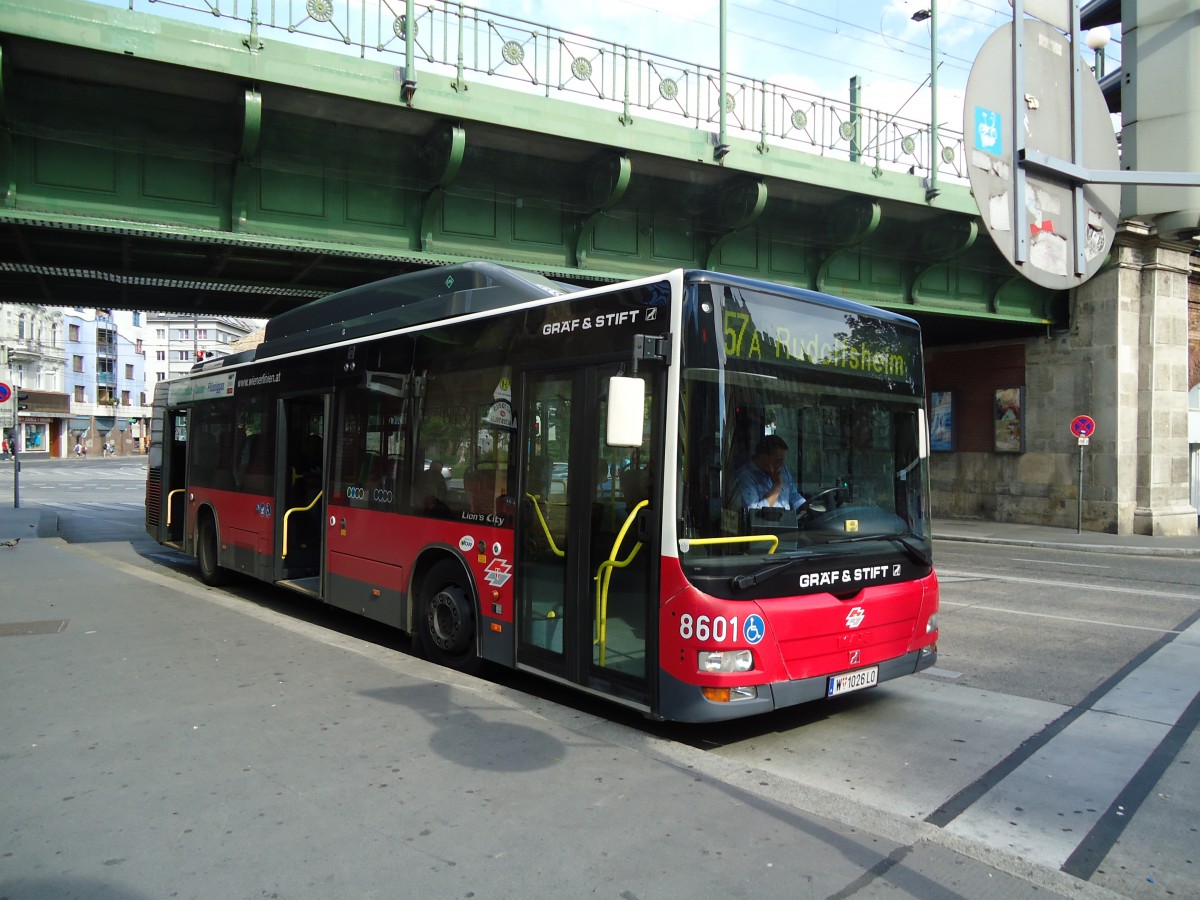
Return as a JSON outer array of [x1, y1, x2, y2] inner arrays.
[[190, 262, 919, 372], [682, 270, 922, 331], [255, 261, 578, 358]]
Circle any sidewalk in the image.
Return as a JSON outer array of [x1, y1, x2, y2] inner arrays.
[[933, 516, 1200, 558], [0, 451, 143, 467]]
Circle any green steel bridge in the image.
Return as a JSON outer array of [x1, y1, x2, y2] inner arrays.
[[0, 0, 1062, 344]]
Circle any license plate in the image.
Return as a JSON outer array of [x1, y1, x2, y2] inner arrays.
[[827, 665, 879, 698]]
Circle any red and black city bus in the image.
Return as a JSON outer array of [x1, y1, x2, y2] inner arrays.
[[146, 262, 939, 722]]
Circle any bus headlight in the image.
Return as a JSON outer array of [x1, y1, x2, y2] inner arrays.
[[698, 649, 754, 673]]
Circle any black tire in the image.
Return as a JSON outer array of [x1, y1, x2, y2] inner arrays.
[[419, 560, 480, 673], [197, 514, 228, 586]]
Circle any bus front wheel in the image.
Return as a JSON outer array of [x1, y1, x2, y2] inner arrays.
[[197, 515, 228, 587], [419, 560, 480, 673]]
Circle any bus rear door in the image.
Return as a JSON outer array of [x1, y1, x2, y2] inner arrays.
[[516, 364, 660, 709], [147, 406, 189, 548]]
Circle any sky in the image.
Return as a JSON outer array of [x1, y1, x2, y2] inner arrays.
[[89, 0, 1121, 142]]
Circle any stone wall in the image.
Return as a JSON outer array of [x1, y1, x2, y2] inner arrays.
[[929, 226, 1197, 536]]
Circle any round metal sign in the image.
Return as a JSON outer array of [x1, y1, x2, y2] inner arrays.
[[0, 382, 10, 403], [964, 20, 1120, 290], [1070, 415, 1096, 438]]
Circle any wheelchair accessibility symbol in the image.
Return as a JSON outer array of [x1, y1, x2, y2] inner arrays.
[[743, 614, 765, 645]]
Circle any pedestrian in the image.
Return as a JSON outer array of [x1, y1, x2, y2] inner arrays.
[[1, 437, 9, 461], [74, 441, 83, 458]]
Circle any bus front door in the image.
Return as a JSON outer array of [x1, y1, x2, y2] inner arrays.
[[517, 365, 658, 708], [275, 395, 328, 594]]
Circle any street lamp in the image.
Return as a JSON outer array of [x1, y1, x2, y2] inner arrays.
[[1085, 26, 1111, 80], [912, 4, 939, 201]]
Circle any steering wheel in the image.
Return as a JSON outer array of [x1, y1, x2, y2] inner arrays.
[[797, 486, 848, 521]]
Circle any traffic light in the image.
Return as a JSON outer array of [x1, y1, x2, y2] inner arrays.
[[16, 391, 29, 411], [195, 350, 214, 362]]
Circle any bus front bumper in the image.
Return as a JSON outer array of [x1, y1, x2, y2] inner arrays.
[[658, 647, 937, 724]]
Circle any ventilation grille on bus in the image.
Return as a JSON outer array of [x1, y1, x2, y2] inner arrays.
[[146, 468, 162, 528]]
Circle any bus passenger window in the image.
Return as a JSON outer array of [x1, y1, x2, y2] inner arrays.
[[334, 387, 408, 511]]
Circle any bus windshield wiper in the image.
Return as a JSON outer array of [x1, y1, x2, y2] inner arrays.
[[730, 557, 812, 592], [832, 531, 932, 567]]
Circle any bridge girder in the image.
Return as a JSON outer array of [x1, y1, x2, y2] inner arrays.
[[0, 0, 1064, 345]]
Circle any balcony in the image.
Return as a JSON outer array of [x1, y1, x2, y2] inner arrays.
[[7, 338, 67, 364]]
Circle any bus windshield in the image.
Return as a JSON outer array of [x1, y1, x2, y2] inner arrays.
[[678, 280, 931, 596]]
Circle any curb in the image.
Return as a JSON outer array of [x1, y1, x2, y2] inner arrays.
[[933, 532, 1200, 559]]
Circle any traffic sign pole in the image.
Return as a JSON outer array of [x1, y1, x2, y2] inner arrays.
[[2, 384, 25, 508], [1069, 415, 1096, 533], [1077, 441, 1084, 533]]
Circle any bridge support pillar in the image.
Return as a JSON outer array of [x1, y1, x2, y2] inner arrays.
[[1077, 225, 1197, 536]]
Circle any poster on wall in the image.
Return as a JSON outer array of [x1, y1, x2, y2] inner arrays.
[[994, 387, 1025, 452], [930, 391, 954, 451]]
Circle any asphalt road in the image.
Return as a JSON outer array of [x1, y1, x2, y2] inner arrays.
[[3, 458, 1197, 899]]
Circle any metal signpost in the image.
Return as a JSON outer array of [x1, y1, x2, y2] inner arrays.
[[1070, 414, 1095, 533], [0, 382, 20, 508]]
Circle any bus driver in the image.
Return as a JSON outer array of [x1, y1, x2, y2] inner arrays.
[[733, 435, 804, 511]]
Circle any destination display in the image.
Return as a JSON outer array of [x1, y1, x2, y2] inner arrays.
[[720, 288, 922, 393]]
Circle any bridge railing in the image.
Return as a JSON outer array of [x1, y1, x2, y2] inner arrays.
[[137, 0, 965, 183]]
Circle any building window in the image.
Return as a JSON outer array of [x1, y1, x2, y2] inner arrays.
[[198, 329, 208, 340], [135, 339, 144, 354], [155, 328, 165, 340], [177, 350, 190, 362], [125, 364, 134, 379], [156, 350, 166, 361], [140, 392, 147, 405], [176, 329, 190, 341], [157, 372, 166, 381], [73, 355, 84, 372], [121, 390, 131, 406], [74, 385, 85, 403], [132, 312, 141, 326]]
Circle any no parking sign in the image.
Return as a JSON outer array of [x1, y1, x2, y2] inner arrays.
[[1070, 416, 1095, 534], [0, 382, 10, 403]]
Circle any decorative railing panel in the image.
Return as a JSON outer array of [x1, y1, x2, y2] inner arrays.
[[128, 0, 965, 181]]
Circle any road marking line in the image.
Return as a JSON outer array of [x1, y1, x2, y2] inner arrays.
[[1009, 557, 1109, 569], [938, 601, 1184, 634], [938, 568, 1200, 602], [946, 617, 1200, 870]]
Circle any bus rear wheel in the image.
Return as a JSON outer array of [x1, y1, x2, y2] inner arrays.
[[197, 515, 228, 587], [420, 560, 480, 673]]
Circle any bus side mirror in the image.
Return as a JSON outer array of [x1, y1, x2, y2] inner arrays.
[[606, 376, 645, 447]]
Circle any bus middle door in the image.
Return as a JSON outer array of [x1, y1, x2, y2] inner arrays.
[[274, 394, 328, 595], [517, 365, 658, 708]]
